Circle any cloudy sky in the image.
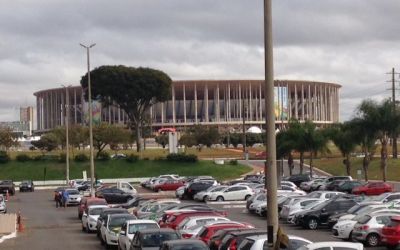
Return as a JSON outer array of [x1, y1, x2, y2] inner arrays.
[[0, 0, 399, 122]]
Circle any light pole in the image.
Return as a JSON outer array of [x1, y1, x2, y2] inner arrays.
[[264, 0, 278, 249], [80, 43, 96, 197], [62, 84, 72, 185]]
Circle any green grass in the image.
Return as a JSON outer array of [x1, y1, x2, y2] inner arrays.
[[313, 157, 400, 181], [0, 159, 251, 182]]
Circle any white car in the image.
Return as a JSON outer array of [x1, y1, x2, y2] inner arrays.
[[298, 242, 364, 250], [0, 195, 6, 213], [281, 181, 297, 189], [306, 191, 343, 200], [280, 198, 322, 220], [117, 219, 159, 250], [208, 185, 254, 201], [238, 234, 312, 250], [279, 186, 307, 196], [136, 200, 180, 218], [100, 213, 136, 248], [177, 216, 230, 237], [82, 205, 108, 233], [175, 186, 185, 198], [193, 185, 227, 201], [338, 204, 399, 222], [64, 188, 82, 206]]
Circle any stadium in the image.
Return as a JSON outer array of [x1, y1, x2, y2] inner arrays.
[[34, 80, 341, 132]]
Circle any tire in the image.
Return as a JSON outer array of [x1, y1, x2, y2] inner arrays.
[[86, 224, 90, 234], [366, 233, 380, 247], [245, 195, 251, 200], [216, 196, 224, 202], [307, 218, 318, 230], [100, 235, 105, 245], [203, 195, 208, 202]]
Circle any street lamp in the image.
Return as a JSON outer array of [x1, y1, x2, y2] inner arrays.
[[62, 84, 72, 185], [80, 43, 96, 197]]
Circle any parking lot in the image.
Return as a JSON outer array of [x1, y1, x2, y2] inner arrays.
[[0, 186, 387, 250]]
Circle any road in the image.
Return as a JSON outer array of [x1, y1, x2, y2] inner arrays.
[[2, 189, 381, 250]]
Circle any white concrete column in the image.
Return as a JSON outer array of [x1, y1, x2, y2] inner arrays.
[[205, 84, 209, 122], [259, 83, 263, 121], [228, 84, 231, 121], [249, 83, 252, 121], [194, 83, 198, 123], [294, 83, 298, 119], [172, 85, 176, 124], [239, 84, 242, 119], [301, 84, 305, 120], [216, 84, 220, 122], [161, 102, 164, 124], [183, 83, 187, 124]]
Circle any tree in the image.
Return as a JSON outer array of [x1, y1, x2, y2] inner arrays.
[[193, 126, 220, 149], [303, 122, 329, 178], [51, 127, 66, 149], [92, 123, 130, 158], [31, 133, 58, 155], [69, 125, 89, 150], [287, 119, 307, 174], [179, 133, 197, 150], [0, 128, 18, 151], [356, 99, 400, 181], [276, 130, 295, 175], [155, 134, 168, 149], [326, 122, 358, 176], [81, 65, 172, 152]]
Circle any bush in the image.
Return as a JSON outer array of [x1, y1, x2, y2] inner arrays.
[[58, 153, 66, 163], [229, 159, 238, 165], [33, 155, 43, 161], [154, 156, 166, 161], [126, 154, 139, 163], [16, 154, 31, 162], [143, 157, 150, 161], [0, 151, 10, 164], [166, 153, 198, 163], [97, 151, 110, 161], [74, 153, 89, 162]]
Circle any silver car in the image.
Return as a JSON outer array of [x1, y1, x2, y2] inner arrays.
[[193, 185, 227, 201], [65, 188, 82, 206], [352, 212, 397, 247]]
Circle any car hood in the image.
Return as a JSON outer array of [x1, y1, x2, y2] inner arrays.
[[69, 194, 81, 198], [338, 214, 355, 221], [334, 219, 357, 228], [330, 213, 346, 220]]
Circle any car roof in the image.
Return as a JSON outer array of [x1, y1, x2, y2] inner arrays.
[[126, 219, 158, 225], [163, 239, 207, 246], [305, 242, 363, 249], [102, 208, 128, 213], [109, 213, 136, 219], [230, 229, 268, 236], [138, 228, 176, 234], [88, 205, 108, 209]]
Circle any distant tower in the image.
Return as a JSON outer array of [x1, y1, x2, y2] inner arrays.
[[20, 106, 34, 136]]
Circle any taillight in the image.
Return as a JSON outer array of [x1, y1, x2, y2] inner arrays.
[[359, 225, 369, 230], [182, 233, 192, 239], [229, 239, 237, 250]]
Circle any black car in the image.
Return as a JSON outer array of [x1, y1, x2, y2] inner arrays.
[[113, 196, 149, 209], [326, 180, 345, 191], [219, 229, 268, 250], [183, 181, 214, 200], [160, 239, 208, 250], [95, 187, 133, 204], [209, 228, 253, 250], [130, 228, 180, 250], [296, 198, 358, 230], [0, 180, 16, 195], [327, 203, 372, 228], [284, 175, 311, 187], [337, 180, 363, 193], [19, 180, 34, 192], [96, 208, 129, 237]]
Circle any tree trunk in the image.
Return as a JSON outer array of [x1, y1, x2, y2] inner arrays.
[[393, 133, 398, 159], [345, 154, 351, 176], [381, 136, 388, 182], [309, 152, 313, 178], [299, 152, 304, 174], [288, 153, 294, 176], [363, 150, 370, 181], [135, 124, 141, 153]]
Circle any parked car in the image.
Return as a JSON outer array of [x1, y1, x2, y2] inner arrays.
[[301, 178, 325, 192], [100, 213, 137, 248], [284, 175, 311, 187], [297, 198, 358, 229], [160, 239, 209, 250], [78, 197, 107, 219], [19, 180, 34, 192], [237, 234, 312, 250], [367, 192, 400, 203], [0, 180, 16, 195], [183, 182, 215, 200], [318, 176, 353, 190], [0, 195, 6, 213], [208, 228, 253, 250], [96, 187, 134, 204], [81, 204, 108, 233], [161, 210, 227, 230], [336, 181, 363, 194], [352, 213, 395, 247], [96, 208, 130, 237], [111, 196, 149, 211], [208, 186, 254, 202], [381, 216, 400, 249], [178, 216, 231, 238], [218, 229, 268, 250], [153, 179, 185, 192], [280, 198, 322, 220], [118, 219, 159, 250], [135, 200, 180, 219], [195, 222, 254, 244], [64, 188, 82, 206], [247, 193, 266, 213], [129, 228, 180, 250], [298, 242, 364, 250], [194, 185, 227, 202], [352, 182, 393, 196]]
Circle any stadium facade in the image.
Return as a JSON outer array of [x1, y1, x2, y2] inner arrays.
[[34, 80, 341, 132]]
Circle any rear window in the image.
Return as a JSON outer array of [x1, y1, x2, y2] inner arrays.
[[90, 207, 105, 215], [141, 232, 179, 247], [240, 239, 255, 250], [388, 219, 400, 227], [357, 215, 372, 224], [67, 190, 80, 195], [170, 244, 208, 250], [129, 223, 158, 234], [198, 228, 209, 238]]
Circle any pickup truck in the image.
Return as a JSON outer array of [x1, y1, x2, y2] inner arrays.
[[0, 180, 16, 195]]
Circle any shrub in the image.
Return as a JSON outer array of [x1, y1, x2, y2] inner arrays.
[[0, 151, 10, 164], [33, 155, 43, 161], [97, 151, 110, 161], [143, 157, 150, 161], [166, 153, 198, 163], [16, 154, 31, 162], [229, 159, 238, 165], [126, 154, 139, 163], [74, 153, 89, 162], [154, 156, 166, 161], [58, 153, 66, 163]]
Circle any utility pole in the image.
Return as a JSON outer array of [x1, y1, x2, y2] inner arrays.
[[242, 97, 247, 160], [387, 68, 399, 158], [264, 0, 278, 249], [80, 43, 96, 197], [62, 84, 72, 185]]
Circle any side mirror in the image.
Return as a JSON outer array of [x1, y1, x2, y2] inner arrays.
[[120, 230, 126, 236]]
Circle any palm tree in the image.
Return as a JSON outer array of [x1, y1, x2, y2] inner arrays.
[[286, 119, 307, 174], [276, 129, 295, 176], [326, 122, 358, 176], [356, 99, 400, 181]]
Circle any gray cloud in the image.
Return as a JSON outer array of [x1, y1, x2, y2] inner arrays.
[[0, 0, 399, 122]]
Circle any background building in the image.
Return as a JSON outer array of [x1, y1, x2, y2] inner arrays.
[[34, 80, 341, 132]]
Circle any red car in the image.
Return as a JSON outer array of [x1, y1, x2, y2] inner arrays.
[[352, 182, 393, 195], [77, 197, 107, 219], [381, 216, 400, 248], [197, 222, 254, 244], [153, 180, 184, 192], [161, 210, 227, 229]]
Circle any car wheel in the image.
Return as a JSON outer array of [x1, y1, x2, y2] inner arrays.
[[347, 231, 353, 241], [100, 235, 105, 245], [86, 224, 90, 233], [216, 196, 224, 202], [245, 195, 251, 200], [307, 218, 318, 230], [203, 195, 208, 202], [366, 233, 380, 247]]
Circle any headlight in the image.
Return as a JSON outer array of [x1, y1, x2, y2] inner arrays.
[[28, 185, 31, 188]]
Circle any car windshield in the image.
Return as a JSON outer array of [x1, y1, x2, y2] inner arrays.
[[170, 244, 208, 250], [312, 200, 330, 210], [347, 205, 362, 214], [109, 216, 134, 227], [304, 200, 322, 210], [90, 207, 105, 215], [141, 232, 179, 247], [211, 186, 226, 192], [357, 215, 371, 224], [67, 190, 80, 195], [128, 223, 158, 234], [257, 194, 266, 201], [307, 192, 322, 199], [21, 181, 30, 184], [371, 193, 388, 201]]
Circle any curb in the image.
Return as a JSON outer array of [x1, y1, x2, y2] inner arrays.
[[0, 232, 17, 244]]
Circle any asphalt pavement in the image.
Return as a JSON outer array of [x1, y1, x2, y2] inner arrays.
[[2, 189, 383, 250]]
